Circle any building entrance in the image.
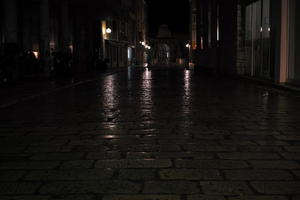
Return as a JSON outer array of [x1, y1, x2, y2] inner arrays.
[[244, 0, 271, 79]]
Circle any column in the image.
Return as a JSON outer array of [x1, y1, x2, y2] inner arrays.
[[61, 0, 71, 52], [40, 0, 51, 75], [3, 0, 18, 44], [278, 0, 288, 83]]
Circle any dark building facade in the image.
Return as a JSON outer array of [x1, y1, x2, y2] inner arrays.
[[189, 0, 300, 85], [150, 25, 188, 66], [0, 0, 147, 82]]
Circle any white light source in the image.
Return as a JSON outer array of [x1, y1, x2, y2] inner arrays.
[[106, 28, 112, 34], [141, 41, 145, 46], [186, 44, 190, 48], [33, 51, 39, 59]]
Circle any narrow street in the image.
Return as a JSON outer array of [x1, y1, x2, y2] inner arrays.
[[0, 66, 300, 200]]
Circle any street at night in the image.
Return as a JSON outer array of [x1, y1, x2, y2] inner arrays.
[[0, 66, 300, 199], [1, 0, 300, 199]]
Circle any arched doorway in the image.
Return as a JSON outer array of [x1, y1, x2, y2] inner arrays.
[[158, 43, 170, 64]]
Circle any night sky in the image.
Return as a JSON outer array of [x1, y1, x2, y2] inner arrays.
[[147, 0, 190, 37]]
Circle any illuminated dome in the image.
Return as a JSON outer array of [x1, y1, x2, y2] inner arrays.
[[157, 24, 172, 38]]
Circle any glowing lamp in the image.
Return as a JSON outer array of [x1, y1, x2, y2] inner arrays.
[[33, 51, 39, 59], [106, 28, 112, 34]]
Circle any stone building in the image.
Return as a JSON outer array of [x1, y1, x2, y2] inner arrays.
[[189, 0, 300, 85], [150, 25, 188, 65], [0, 0, 147, 82]]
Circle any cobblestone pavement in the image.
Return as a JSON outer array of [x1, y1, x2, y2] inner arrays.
[[0, 66, 300, 200]]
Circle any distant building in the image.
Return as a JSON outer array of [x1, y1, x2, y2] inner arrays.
[[150, 25, 188, 65], [101, 0, 148, 68], [189, 0, 300, 85]]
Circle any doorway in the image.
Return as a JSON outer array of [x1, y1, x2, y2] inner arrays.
[[244, 0, 271, 79]]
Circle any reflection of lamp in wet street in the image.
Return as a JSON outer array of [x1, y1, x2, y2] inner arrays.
[[106, 28, 112, 34], [186, 43, 191, 67]]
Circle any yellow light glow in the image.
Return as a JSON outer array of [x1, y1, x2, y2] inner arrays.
[[102, 20, 108, 39]]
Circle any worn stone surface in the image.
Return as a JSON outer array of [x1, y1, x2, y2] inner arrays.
[[103, 195, 181, 200], [95, 159, 172, 168], [187, 195, 226, 200], [251, 182, 300, 194], [159, 169, 222, 180], [0, 196, 50, 200], [1, 66, 300, 199], [143, 181, 200, 194], [175, 160, 249, 169], [200, 181, 253, 195], [39, 181, 140, 194], [24, 169, 114, 180], [0, 182, 41, 194], [59, 160, 94, 169], [0, 171, 27, 181], [119, 169, 156, 180], [223, 170, 294, 180], [249, 160, 300, 169], [229, 196, 289, 200]]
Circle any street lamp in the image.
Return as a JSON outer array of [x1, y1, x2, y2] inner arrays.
[[106, 28, 112, 34]]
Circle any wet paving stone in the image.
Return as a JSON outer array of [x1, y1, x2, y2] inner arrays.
[[0, 182, 41, 194], [0, 196, 50, 200], [187, 195, 226, 200], [249, 160, 300, 169], [102, 195, 181, 200], [1, 66, 300, 199], [59, 160, 94, 169], [217, 153, 281, 160], [24, 169, 114, 180], [159, 169, 222, 180], [119, 169, 156, 180], [250, 181, 300, 194], [95, 159, 172, 168], [39, 181, 140, 194], [0, 161, 61, 170], [143, 181, 200, 194], [174, 160, 249, 169], [200, 181, 253, 195], [229, 196, 289, 200], [223, 170, 294, 180], [0, 170, 27, 181]]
